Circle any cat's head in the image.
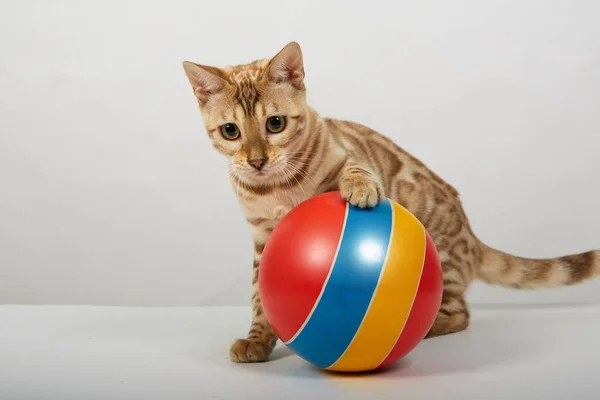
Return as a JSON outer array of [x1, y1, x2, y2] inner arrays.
[[182, 42, 310, 187]]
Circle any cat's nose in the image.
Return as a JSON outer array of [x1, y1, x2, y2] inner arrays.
[[248, 156, 268, 171]]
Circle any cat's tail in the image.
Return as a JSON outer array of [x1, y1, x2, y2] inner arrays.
[[476, 243, 600, 289]]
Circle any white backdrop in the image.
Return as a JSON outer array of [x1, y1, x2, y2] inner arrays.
[[1, 0, 599, 307]]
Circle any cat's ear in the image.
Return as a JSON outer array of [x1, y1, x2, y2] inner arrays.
[[265, 41, 305, 88], [182, 61, 228, 102]]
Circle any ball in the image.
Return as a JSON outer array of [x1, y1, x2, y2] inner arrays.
[[259, 190, 443, 372]]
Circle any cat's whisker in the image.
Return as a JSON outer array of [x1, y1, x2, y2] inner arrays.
[[281, 166, 299, 195], [278, 165, 295, 192], [282, 163, 309, 198], [285, 160, 315, 183], [285, 160, 319, 189], [283, 169, 295, 191], [285, 167, 312, 190]]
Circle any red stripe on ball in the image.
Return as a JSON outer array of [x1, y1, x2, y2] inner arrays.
[[259, 192, 348, 343]]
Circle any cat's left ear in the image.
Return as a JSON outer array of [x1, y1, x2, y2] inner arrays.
[[182, 61, 229, 103], [265, 41, 305, 89]]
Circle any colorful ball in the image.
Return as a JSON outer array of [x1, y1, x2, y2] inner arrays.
[[259, 191, 443, 372]]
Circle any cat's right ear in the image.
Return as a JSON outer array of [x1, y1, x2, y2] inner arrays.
[[265, 42, 305, 89], [182, 61, 228, 103]]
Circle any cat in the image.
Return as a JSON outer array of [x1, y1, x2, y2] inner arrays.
[[182, 41, 600, 363]]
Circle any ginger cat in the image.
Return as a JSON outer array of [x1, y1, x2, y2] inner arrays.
[[182, 42, 600, 363]]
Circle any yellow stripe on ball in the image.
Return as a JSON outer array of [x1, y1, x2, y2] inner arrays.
[[326, 202, 427, 372]]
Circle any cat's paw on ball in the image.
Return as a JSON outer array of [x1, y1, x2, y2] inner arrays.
[[339, 173, 384, 209]]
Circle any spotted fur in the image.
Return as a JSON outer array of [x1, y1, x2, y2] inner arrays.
[[182, 42, 600, 362]]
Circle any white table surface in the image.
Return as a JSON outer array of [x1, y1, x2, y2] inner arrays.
[[1, 304, 599, 400]]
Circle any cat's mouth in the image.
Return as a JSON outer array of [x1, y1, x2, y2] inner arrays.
[[249, 166, 278, 179], [236, 162, 286, 184]]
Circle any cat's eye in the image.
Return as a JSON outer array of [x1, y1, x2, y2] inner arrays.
[[220, 123, 240, 140], [266, 116, 286, 134]]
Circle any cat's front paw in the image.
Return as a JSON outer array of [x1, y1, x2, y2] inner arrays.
[[229, 338, 273, 363], [340, 172, 385, 209]]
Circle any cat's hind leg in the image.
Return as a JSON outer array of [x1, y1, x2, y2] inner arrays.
[[425, 291, 470, 338], [425, 258, 472, 338]]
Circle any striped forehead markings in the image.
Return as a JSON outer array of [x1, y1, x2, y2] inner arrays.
[[236, 78, 260, 116], [230, 64, 266, 117]]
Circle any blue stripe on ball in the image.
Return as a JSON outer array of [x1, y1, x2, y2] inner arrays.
[[285, 198, 394, 368]]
